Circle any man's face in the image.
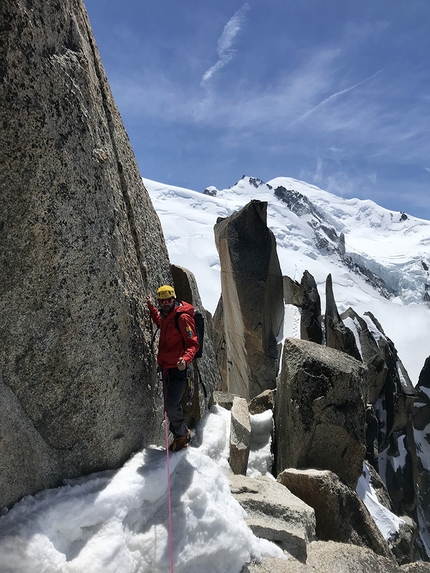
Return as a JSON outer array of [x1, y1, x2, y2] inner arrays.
[[158, 297, 175, 314]]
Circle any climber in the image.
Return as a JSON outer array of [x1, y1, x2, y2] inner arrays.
[[147, 285, 200, 451]]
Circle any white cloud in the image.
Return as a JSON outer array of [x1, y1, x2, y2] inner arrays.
[[200, 3, 250, 87], [108, 18, 430, 173]]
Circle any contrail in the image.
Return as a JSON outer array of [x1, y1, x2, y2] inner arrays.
[[201, 3, 250, 87], [290, 69, 383, 127]]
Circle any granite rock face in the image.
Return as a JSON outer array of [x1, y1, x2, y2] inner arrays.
[[213, 200, 284, 400], [275, 338, 366, 487], [0, 0, 170, 508]]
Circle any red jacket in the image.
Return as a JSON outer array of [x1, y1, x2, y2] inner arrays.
[[148, 301, 200, 369]]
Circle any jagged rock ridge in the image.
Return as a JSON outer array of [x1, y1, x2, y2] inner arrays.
[[208, 192, 430, 563]]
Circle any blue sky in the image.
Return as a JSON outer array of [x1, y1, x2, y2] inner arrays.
[[85, 0, 430, 220]]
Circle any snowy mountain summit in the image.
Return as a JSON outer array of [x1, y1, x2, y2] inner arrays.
[[145, 175, 430, 385], [210, 176, 430, 305]]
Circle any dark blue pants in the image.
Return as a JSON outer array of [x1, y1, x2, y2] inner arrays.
[[163, 368, 188, 437]]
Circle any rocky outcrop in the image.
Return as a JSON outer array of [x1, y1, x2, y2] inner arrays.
[[325, 274, 361, 361], [277, 276, 424, 559], [230, 474, 316, 562], [277, 469, 395, 561], [283, 276, 303, 307], [230, 397, 252, 475], [248, 389, 275, 415], [340, 308, 388, 404], [392, 518, 419, 566], [357, 463, 417, 564], [345, 310, 419, 521], [340, 308, 419, 516], [208, 207, 428, 564], [171, 264, 221, 423], [213, 200, 284, 400], [212, 391, 237, 410], [411, 366, 429, 435], [0, 0, 170, 508], [282, 272, 322, 344], [323, 282, 425, 558], [300, 271, 322, 344], [412, 357, 430, 559], [274, 338, 366, 487]]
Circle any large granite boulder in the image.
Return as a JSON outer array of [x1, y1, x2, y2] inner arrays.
[[230, 474, 316, 562], [274, 338, 366, 487], [277, 469, 395, 561], [171, 264, 221, 423], [213, 200, 284, 400], [0, 0, 170, 508]]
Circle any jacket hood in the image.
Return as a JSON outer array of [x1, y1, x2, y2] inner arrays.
[[173, 300, 195, 317]]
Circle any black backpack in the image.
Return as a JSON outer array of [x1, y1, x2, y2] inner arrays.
[[174, 307, 207, 399], [174, 309, 204, 359]]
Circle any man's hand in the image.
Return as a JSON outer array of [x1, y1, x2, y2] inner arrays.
[[177, 357, 186, 371], [146, 295, 153, 306]]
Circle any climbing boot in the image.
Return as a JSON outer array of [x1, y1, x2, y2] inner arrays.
[[170, 429, 191, 451]]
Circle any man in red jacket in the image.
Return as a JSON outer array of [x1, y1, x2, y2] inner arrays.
[[147, 285, 200, 451]]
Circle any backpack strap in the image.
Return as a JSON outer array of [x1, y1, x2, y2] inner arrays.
[[174, 311, 207, 398]]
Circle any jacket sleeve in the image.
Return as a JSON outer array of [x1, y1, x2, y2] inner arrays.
[[148, 302, 162, 328], [177, 313, 200, 364]]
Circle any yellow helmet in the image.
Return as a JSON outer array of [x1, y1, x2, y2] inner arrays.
[[156, 285, 176, 300]]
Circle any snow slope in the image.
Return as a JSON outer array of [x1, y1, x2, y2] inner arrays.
[[0, 408, 283, 573], [0, 406, 403, 573]]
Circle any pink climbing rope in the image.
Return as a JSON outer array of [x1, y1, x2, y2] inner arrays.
[[163, 373, 175, 573]]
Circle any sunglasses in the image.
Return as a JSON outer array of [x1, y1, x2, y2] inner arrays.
[[158, 297, 175, 303]]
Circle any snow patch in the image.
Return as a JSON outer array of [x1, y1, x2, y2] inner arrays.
[[356, 463, 404, 541]]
